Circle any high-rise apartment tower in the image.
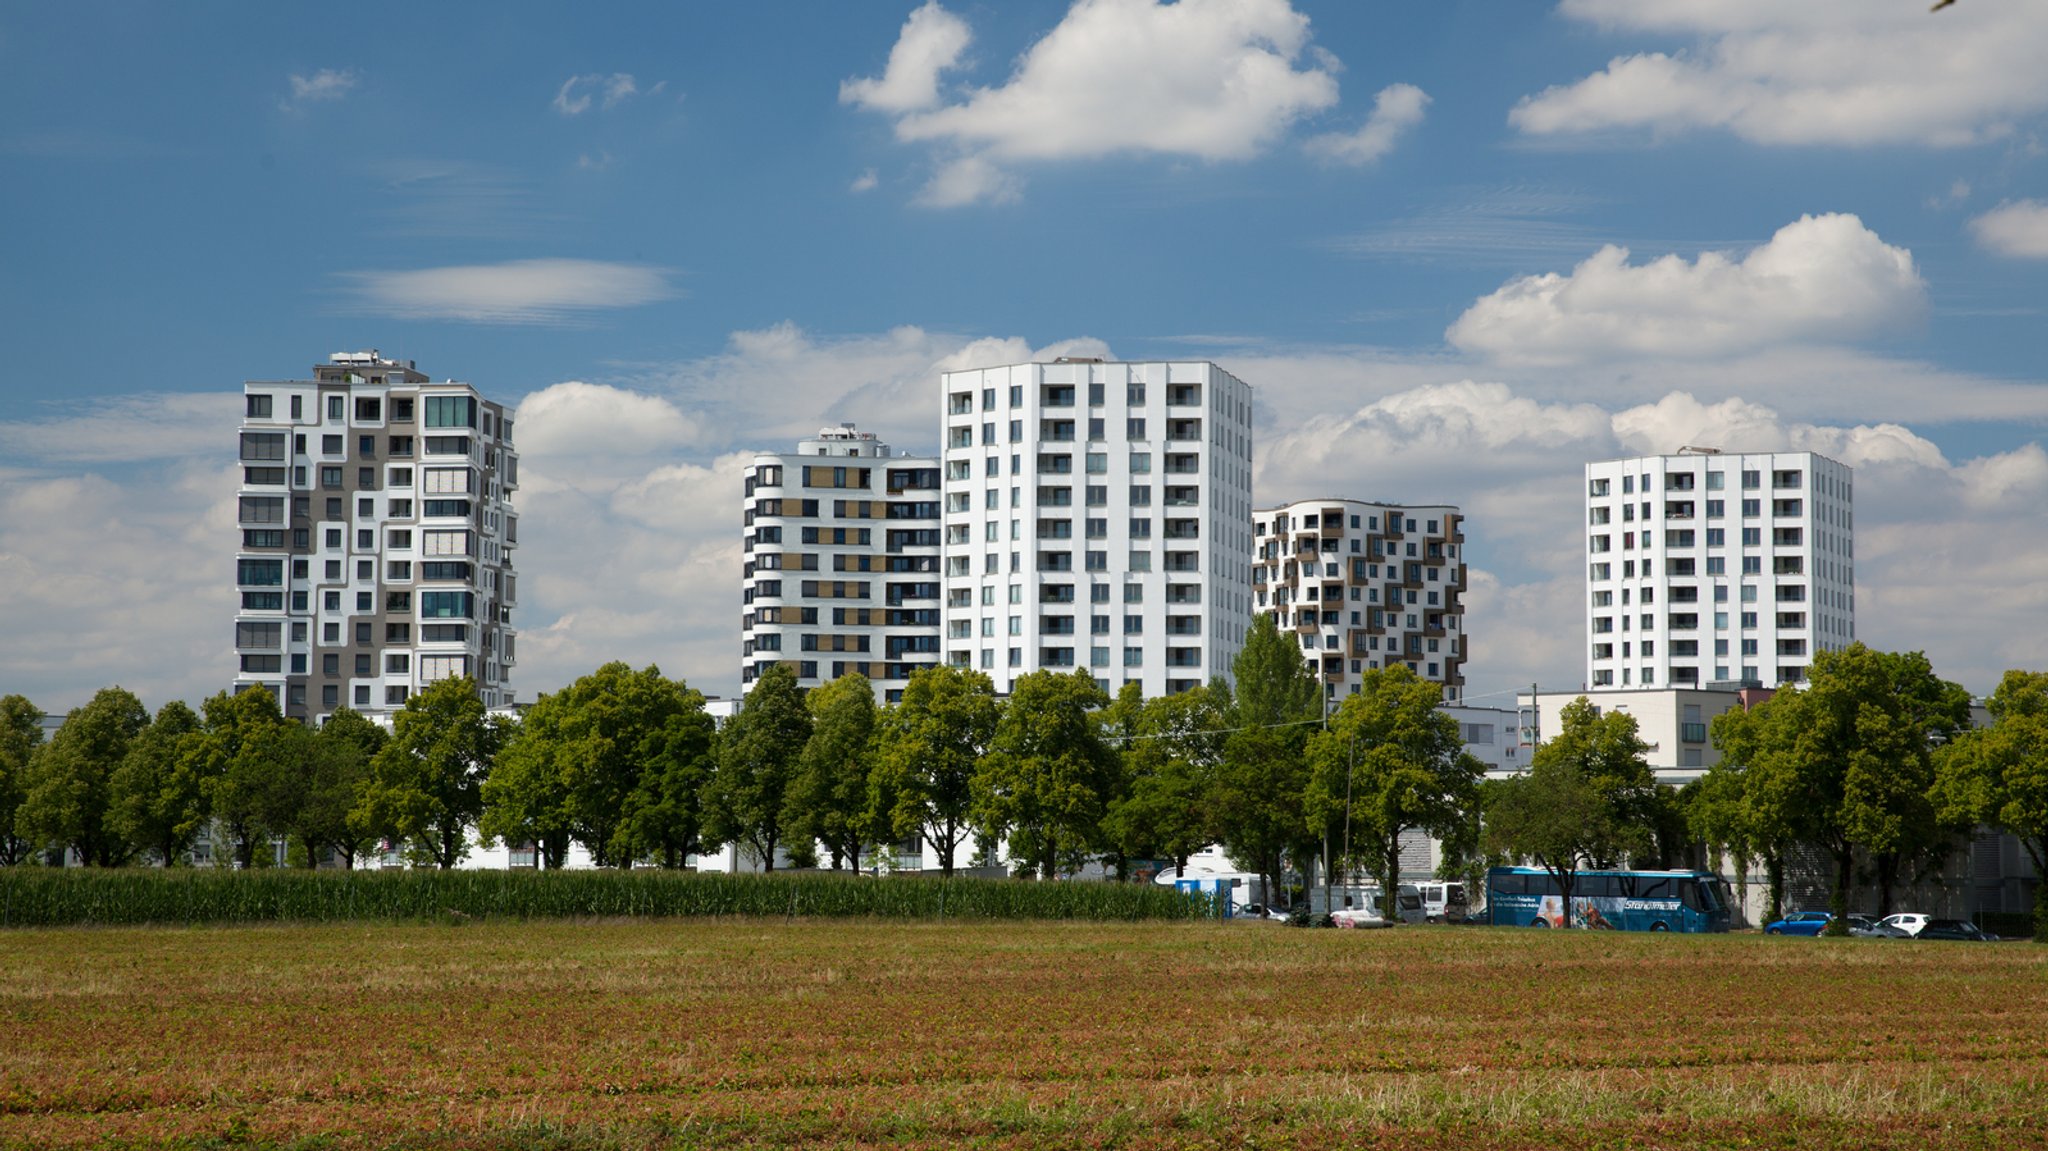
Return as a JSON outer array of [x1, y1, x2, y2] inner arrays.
[[233, 352, 518, 722], [740, 425, 942, 701], [1253, 499, 1468, 702], [936, 359, 1255, 696], [1584, 448, 1852, 690]]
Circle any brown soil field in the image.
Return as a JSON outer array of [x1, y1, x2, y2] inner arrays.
[[1, 920, 2043, 1149]]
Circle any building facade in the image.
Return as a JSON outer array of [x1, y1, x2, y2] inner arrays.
[[234, 352, 518, 723], [1253, 499, 1468, 703], [1585, 449, 1853, 691], [935, 359, 1255, 696], [739, 425, 942, 702]]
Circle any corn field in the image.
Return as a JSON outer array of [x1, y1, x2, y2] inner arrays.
[[0, 867, 1217, 927]]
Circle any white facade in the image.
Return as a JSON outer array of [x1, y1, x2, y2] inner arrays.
[[1513, 686, 1766, 785], [935, 359, 1255, 696], [740, 425, 942, 702], [1253, 499, 1468, 703], [1585, 449, 1853, 692], [234, 352, 518, 723]]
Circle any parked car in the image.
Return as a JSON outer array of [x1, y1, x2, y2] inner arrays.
[[1845, 914, 1909, 938], [1764, 911, 1835, 936], [1916, 918, 1996, 941], [1236, 902, 1290, 922], [1881, 913, 1931, 936]]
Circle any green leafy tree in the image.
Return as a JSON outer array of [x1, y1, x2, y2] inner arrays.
[[1097, 675, 1220, 872], [785, 673, 883, 871], [1484, 697, 1656, 927], [704, 662, 811, 870], [1933, 669, 2048, 940], [299, 708, 387, 868], [616, 686, 718, 870], [1212, 614, 1323, 906], [107, 700, 206, 865], [0, 694, 47, 865], [353, 676, 503, 868], [486, 662, 716, 868], [17, 687, 150, 866], [191, 686, 293, 868], [878, 666, 1000, 876], [974, 669, 1117, 880], [1305, 664, 1484, 909], [1740, 645, 1970, 929]]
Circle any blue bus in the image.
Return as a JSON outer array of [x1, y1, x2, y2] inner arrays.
[[1486, 867, 1733, 933]]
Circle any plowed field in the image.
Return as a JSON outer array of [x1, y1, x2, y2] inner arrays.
[[3, 921, 2043, 1149]]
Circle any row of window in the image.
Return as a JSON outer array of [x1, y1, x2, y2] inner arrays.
[[1590, 468, 1810, 498], [946, 381, 1204, 415]]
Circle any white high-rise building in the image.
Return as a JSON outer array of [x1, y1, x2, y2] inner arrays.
[[740, 425, 942, 702], [1253, 499, 1468, 703], [936, 358, 1255, 696], [1584, 448, 1853, 691], [234, 352, 518, 723]]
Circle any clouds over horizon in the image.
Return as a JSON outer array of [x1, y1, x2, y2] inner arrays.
[[845, 0, 1418, 204], [1447, 214, 1925, 366], [1512, 0, 2048, 147]]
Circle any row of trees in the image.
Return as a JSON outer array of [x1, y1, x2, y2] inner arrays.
[[1684, 647, 2048, 936], [0, 617, 1489, 895], [6, 624, 2040, 937]]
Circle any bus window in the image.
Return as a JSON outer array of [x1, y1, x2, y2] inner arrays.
[[1679, 881, 1703, 911], [1636, 876, 1673, 901]]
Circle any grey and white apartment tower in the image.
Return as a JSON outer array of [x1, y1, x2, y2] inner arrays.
[[1253, 499, 1468, 702], [740, 425, 942, 702], [234, 352, 518, 722], [936, 359, 1256, 697], [1585, 448, 1853, 691]]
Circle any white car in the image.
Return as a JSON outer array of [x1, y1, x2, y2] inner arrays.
[[1882, 913, 1930, 936], [1330, 907, 1392, 929]]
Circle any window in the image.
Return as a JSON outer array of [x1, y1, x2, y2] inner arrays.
[[239, 432, 286, 461], [420, 591, 475, 619], [237, 559, 283, 586], [424, 396, 478, 429], [1127, 418, 1147, 439], [246, 394, 273, 418]]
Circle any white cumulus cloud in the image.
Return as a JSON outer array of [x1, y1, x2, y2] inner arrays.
[[1304, 82, 1430, 166], [1511, 0, 2048, 147], [340, 258, 676, 324], [849, 0, 1341, 205], [1446, 213, 1925, 365], [1970, 199, 2048, 258], [840, 1, 973, 114]]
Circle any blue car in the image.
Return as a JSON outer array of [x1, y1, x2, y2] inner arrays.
[[1765, 911, 1834, 936]]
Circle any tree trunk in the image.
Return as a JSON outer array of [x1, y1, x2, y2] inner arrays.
[[1875, 852, 1899, 918], [1826, 845, 1853, 934], [1764, 852, 1785, 925]]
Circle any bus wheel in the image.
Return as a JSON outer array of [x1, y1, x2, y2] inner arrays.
[[1650, 922, 1669, 932], [1529, 919, 1549, 928]]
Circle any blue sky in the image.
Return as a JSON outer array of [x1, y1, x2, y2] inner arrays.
[[3, 0, 2046, 712]]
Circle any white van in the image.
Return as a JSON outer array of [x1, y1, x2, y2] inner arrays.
[[1415, 881, 1470, 923]]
